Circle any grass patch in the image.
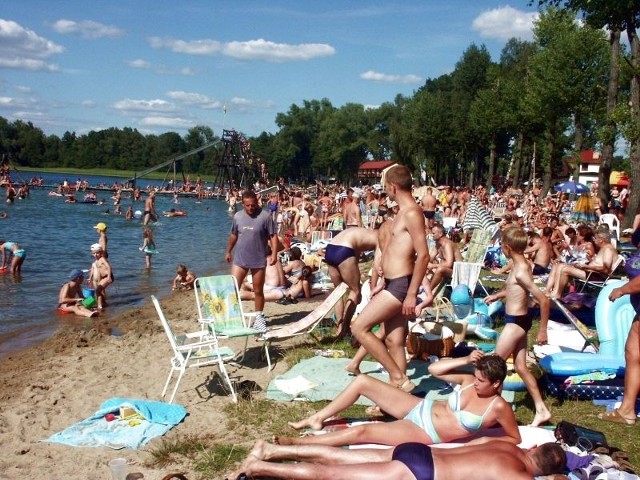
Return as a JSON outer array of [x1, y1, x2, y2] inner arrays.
[[146, 435, 248, 479]]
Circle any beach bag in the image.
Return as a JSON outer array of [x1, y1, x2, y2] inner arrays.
[[554, 420, 607, 451]]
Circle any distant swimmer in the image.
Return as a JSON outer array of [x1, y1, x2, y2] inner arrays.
[[164, 208, 186, 217], [0, 240, 26, 274], [0, 211, 7, 219], [58, 269, 98, 317]]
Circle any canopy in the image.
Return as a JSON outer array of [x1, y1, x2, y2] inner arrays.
[[554, 180, 589, 195]]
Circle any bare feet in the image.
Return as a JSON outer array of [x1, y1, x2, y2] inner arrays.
[[273, 434, 300, 446], [344, 363, 361, 376], [228, 440, 270, 480], [529, 409, 552, 427], [287, 414, 324, 431]]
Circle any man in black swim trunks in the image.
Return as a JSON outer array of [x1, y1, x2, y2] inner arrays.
[[231, 439, 566, 480], [323, 227, 378, 337]]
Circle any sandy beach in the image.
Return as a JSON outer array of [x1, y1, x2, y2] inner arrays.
[[0, 289, 326, 480]]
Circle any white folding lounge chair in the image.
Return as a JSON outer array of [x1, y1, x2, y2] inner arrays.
[[577, 255, 625, 293], [195, 275, 272, 370], [263, 282, 348, 371], [151, 295, 238, 404], [452, 228, 494, 295]]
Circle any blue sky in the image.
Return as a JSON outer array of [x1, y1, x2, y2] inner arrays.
[[1, 1, 540, 139]]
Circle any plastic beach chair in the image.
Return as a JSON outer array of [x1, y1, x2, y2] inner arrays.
[[262, 283, 348, 370], [151, 295, 238, 404], [452, 228, 494, 295], [195, 275, 271, 370]]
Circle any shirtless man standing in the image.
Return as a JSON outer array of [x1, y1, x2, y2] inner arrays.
[[420, 186, 438, 230], [58, 269, 98, 317], [342, 189, 362, 229], [231, 439, 566, 480], [324, 227, 379, 337], [426, 223, 462, 290], [89, 243, 113, 310], [143, 190, 158, 226], [351, 165, 429, 392]]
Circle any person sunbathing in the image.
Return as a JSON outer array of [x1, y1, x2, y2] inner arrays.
[[277, 351, 521, 448], [231, 439, 566, 480]]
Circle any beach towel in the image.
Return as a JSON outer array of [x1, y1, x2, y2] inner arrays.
[[45, 397, 187, 449]]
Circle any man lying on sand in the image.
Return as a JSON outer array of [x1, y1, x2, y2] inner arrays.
[[230, 439, 567, 480]]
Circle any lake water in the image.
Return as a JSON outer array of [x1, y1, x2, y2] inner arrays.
[[0, 173, 233, 356]]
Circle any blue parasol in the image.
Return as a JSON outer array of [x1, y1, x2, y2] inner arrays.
[[554, 180, 590, 195]]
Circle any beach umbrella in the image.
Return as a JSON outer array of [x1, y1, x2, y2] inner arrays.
[[554, 180, 589, 195], [571, 193, 597, 224], [461, 196, 498, 232]]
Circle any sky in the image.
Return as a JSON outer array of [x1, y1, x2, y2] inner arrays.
[[0, 1, 541, 139]]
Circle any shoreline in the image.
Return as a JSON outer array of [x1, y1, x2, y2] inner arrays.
[[0, 287, 326, 479]]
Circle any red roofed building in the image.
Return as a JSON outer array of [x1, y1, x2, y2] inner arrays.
[[358, 160, 397, 181], [564, 150, 601, 186]]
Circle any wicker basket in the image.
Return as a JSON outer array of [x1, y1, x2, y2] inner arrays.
[[407, 330, 454, 359]]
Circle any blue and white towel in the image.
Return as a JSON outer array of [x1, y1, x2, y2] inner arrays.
[[46, 397, 187, 449]]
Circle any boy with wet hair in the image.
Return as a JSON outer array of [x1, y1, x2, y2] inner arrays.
[[172, 264, 196, 290], [484, 227, 552, 426]]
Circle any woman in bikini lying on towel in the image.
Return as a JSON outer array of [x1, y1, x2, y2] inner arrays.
[[277, 351, 521, 447]]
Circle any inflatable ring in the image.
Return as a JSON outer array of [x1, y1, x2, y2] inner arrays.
[[503, 362, 543, 391], [56, 308, 73, 315]]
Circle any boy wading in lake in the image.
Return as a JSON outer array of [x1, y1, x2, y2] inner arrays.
[[484, 227, 551, 426]]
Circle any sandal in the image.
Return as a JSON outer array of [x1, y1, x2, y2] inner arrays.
[[396, 377, 416, 393], [597, 409, 636, 426]]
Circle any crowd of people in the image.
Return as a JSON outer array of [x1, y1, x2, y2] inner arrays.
[[3, 161, 638, 477]]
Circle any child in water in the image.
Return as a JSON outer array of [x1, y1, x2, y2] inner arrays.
[[140, 227, 157, 269]]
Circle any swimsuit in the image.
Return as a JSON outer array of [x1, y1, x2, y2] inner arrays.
[[404, 384, 498, 443], [392, 443, 435, 480], [504, 313, 533, 332], [532, 264, 549, 275], [325, 244, 356, 267], [423, 211, 436, 219], [384, 275, 412, 302], [13, 249, 26, 259]]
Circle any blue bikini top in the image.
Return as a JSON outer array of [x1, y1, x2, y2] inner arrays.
[[447, 384, 498, 433]]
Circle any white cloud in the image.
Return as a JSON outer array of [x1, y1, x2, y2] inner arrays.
[[360, 70, 423, 84], [15, 85, 31, 93], [51, 19, 124, 39], [0, 19, 63, 71], [223, 39, 335, 62], [472, 6, 537, 41], [126, 58, 196, 76], [166, 90, 222, 109], [126, 59, 151, 69], [149, 37, 222, 55], [0, 95, 36, 109], [112, 98, 176, 114], [140, 116, 195, 128], [81, 99, 96, 107], [149, 36, 335, 62]]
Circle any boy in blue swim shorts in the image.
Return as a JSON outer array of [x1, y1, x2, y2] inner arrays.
[[484, 227, 551, 426]]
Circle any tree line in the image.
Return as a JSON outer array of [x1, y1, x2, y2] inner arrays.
[[1, 4, 639, 227]]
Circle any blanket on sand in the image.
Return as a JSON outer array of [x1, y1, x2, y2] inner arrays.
[[45, 397, 187, 449]]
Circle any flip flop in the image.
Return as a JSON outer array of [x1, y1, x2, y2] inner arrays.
[[397, 377, 416, 393], [597, 409, 636, 426]]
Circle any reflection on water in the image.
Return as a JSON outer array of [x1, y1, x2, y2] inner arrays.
[[0, 173, 231, 356]]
